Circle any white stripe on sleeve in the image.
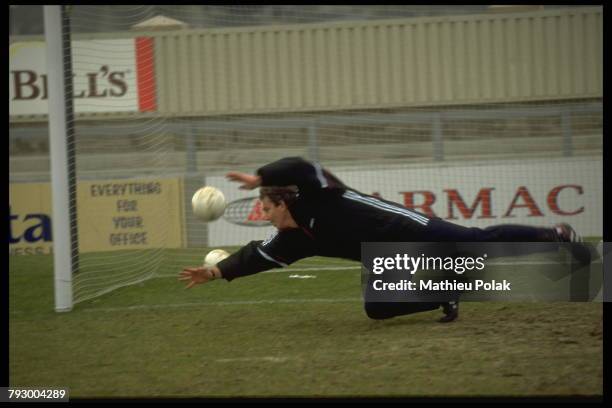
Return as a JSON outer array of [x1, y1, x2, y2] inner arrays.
[[262, 231, 278, 247], [257, 247, 288, 267], [343, 191, 429, 225], [313, 162, 328, 188]]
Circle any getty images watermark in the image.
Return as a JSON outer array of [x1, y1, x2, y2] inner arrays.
[[361, 242, 608, 303]]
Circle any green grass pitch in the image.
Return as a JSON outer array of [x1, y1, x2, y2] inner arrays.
[[9, 248, 602, 398]]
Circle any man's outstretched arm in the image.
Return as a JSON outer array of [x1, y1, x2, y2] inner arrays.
[[178, 241, 278, 288], [178, 229, 316, 288], [227, 157, 345, 192], [225, 172, 261, 190]]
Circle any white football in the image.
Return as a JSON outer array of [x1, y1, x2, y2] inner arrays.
[[192, 186, 226, 222], [204, 249, 230, 266]]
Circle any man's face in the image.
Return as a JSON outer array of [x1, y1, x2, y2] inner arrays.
[[261, 196, 298, 230]]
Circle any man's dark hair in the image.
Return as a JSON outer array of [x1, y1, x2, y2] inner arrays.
[[259, 186, 299, 206]]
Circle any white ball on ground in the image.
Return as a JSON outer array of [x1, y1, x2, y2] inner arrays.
[[192, 186, 226, 222], [204, 249, 230, 267]]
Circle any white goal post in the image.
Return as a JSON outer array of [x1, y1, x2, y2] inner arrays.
[[44, 5, 76, 312]]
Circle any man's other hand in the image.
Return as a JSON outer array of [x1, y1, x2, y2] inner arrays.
[[226, 172, 261, 190], [178, 266, 220, 288]]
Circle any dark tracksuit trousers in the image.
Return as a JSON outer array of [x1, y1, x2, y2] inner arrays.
[[364, 217, 559, 319]]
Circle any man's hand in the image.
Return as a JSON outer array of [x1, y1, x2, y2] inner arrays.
[[226, 172, 261, 190], [178, 266, 221, 289]]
